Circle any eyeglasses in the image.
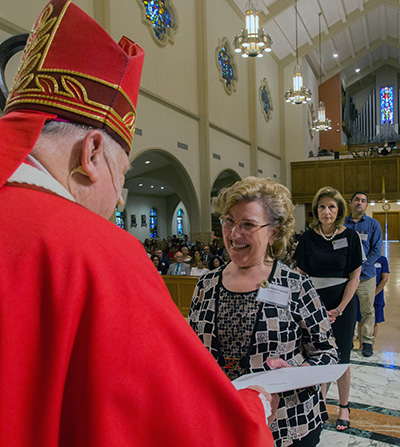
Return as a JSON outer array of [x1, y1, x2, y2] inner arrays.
[[219, 216, 271, 234]]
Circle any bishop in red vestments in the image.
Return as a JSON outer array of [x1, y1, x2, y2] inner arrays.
[[0, 1, 275, 445]]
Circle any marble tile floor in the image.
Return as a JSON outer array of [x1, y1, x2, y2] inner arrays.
[[320, 350, 400, 446], [319, 241, 400, 446]]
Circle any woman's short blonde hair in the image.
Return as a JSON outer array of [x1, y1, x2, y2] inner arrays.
[[310, 186, 347, 229], [213, 176, 295, 260]]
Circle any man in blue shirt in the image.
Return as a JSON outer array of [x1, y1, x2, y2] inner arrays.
[[345, 192, 383, 357]]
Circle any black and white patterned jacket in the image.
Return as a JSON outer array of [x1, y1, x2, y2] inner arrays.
[[189, 261, 339, 446]]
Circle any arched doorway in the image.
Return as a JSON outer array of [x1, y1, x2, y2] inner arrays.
[[124, 149, 200, 242], [211, 169, 241, 237]]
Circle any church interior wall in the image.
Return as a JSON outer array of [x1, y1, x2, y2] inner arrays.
[[255, 53, 281, 159], [124, 194, 190, 242], [6, 0, 396, 241], [112, 0, 199, 115], [257, 151, 281, 183], [209, 127, 250, 183], [206, 1, 250, 140], [293, 204, 306, 234], [319, 74, 342, 151], [125, 194, 168, 241], [132, 94, 201, 200], [1, 1, 59, 30]]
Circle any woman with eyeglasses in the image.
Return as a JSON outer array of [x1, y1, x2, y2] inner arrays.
[[189, 176, 338, 447]]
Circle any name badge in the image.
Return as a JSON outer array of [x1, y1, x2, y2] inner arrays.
[[256, 283, 290, 308], [332, 238, 348, 250], [358, 232, 368, 241]]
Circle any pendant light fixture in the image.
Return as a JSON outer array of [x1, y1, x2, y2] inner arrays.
[[284, 0, 312, 104], [312, 12, 332, 131], [233, 0, 272, 58]]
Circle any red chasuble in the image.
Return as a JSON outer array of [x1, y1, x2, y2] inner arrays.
[[0, 182, 273, 446]]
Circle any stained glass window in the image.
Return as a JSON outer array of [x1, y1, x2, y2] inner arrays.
[[216, 39, 236, 94], [380, 86, 393, 125], [149, 208, 158, 238], [115, 209, 125, 229], [141, 0, 175, 43], [177, 208, 184, 236], [259, 78, 273, 122]]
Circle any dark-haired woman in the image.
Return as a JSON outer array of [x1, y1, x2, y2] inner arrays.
[[294, 186, 363, 432]]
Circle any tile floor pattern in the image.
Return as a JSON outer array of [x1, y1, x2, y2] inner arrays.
[[319, 242, 400, 446], [321, 350, 400, 446]]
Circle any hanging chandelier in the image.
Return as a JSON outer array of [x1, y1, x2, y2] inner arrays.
[[233, 0, 272, 58], [284, 0, 311, 104], [312, 13, 332, 131]]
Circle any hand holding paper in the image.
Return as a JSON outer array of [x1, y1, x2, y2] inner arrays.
[[233, 363, 349, 394]]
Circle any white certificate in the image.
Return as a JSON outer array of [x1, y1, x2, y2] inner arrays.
[[232, 363, 349, 394]]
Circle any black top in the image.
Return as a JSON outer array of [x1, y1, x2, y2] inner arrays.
[[294, 227, 363, 279]]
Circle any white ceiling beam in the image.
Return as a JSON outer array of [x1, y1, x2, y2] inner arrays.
[[337, 0, 347, 23], [361, 16, 370, 49], [258, 0, 296, 26], [344, 28, 356, 58], [279, 0, 384, 67], [316, 0, 329, 31], [329, 39, 342, 68], [260, 0, 400, 26], [357, 0, 365, 10], [322, 36, 400, 83], [368, 53, 374, 67], [379, 5, 388, 41], [273, 18, 296, 57], [341, 72, 348, 88], [321, 57, 328, 78], [345, 57, 400, 87], [298, 13, 313, 46]]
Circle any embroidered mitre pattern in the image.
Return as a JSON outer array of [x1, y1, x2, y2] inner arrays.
[[4, 0, 144, 153]]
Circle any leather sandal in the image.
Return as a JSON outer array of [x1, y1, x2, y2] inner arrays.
[[336, 404, 350, 431]]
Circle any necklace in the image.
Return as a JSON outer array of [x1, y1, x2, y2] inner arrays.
[[319, 225, 338, 241]]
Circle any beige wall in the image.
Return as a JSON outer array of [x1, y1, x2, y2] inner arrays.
[[255, 54, 281, 159], [113, 0, 199, 115], [132, 95, 201, 200], [209, 128, 250, 183], [206, 2, 249, 139]]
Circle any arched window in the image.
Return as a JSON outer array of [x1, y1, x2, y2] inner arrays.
[[380, 86, 393, 125], [149, 208, 158, 238], [177, 208, 184, 236], [216, 38, 237, 94], [140, 0, 176, 44], [115, 208, 125, 229]]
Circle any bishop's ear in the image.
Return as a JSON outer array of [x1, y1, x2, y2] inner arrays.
[[80, 129, 105, 183]]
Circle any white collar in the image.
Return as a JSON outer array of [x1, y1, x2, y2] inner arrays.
[[7, 158, 75, 202]]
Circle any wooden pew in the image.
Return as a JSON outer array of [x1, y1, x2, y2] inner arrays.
[[162, 275, 198, 317]]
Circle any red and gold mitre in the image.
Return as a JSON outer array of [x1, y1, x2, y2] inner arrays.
[[4, 0, 144, 154]]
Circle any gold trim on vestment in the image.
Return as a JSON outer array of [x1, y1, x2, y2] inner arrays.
[[5, 0, 137, 147]]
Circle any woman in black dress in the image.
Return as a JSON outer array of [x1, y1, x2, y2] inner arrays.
[[294, 186, 363, 432]]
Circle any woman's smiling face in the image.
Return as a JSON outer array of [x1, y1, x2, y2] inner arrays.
[[222, 200, 276, 268]]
